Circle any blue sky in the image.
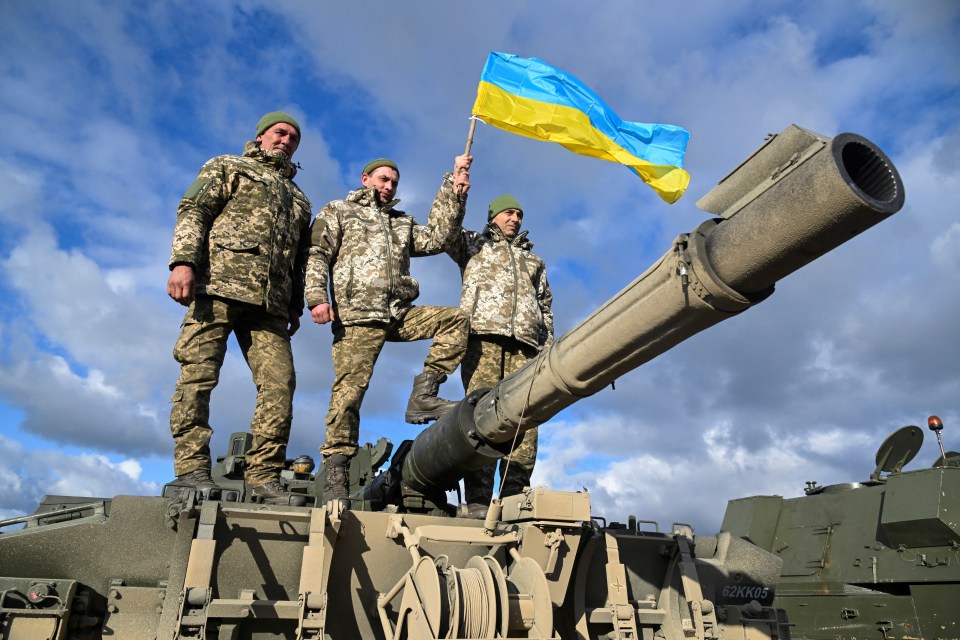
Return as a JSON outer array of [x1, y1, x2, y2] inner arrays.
[[1, 0, 958, 532]]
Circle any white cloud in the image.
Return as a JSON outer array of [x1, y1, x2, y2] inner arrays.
[[0, 435, 160, 520], [50, 356, 121, 400], [531, 413, 898, 533], [931, 223, 960, 274]]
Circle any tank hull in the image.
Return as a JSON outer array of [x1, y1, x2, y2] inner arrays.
[[1, 490, 787, 639]]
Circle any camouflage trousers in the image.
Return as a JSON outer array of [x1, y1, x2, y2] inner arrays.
[[320, 305, 468, 458], [461, 335, 539, 505], [170, 295, 296, 486]]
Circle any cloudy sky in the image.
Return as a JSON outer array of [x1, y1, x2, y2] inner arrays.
[[1, 1, 958, 533]]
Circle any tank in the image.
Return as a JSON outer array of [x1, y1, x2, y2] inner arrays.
[[0, 124, 904, 640], [721, 417, 960, 640]]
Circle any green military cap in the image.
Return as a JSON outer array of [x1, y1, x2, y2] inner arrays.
[[363, 158, 400, 177], [488, 194, 523, 221], [256, 111, 301, 136]]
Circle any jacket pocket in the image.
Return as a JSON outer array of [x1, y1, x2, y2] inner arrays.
[[293, 193, 312, 223], [209, 239, 265, 291], [215, 239, 261, 254]]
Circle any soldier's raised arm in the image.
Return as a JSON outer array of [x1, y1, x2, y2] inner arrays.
[[411, 154, 472, 256]]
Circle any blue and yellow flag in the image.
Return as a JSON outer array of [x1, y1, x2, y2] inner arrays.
[[472, 52, 690, 204]]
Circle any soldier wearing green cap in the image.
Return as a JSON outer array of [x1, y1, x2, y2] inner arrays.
[[165, 110, 311, 506], [446, 194, 554, 517], [257, 111, 301, 138], [306, 154, 472, 501]]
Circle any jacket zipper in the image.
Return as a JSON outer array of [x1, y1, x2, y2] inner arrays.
[[507, 237, 519, 337], [378, 207, 395, 295]]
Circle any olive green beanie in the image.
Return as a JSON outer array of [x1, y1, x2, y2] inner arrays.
[[256, 111, 301, 136], [362, 158, 400, 177], [488, 194, 523, 221]]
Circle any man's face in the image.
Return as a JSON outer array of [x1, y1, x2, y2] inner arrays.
[[361, 166, 400, 203], [492, 208, 523, 237], [257, 122, 300, 158]]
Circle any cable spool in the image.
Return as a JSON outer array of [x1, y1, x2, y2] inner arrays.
[[452, 566, 487, 636], [426, 554, 551, 638], [445, 556, 502, 638]]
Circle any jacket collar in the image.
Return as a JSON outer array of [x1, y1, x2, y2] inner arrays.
[[484, 222, 532, 249], [243, 140, 298, 179], [347, 187, 401, 213]]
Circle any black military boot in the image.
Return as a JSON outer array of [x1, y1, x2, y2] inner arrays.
[[176, 468, 219, 492], [463, 464, 495, 519], [322, 453, 350, 502], [251, 480, 307, 506], [405, 372, 458, 424]]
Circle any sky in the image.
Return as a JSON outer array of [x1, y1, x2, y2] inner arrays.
[[1, 0, 958, 534]]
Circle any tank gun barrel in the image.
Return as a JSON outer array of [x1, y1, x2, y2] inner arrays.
[[400, 125, 904, 496]]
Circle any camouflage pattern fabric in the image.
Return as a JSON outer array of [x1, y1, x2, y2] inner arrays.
[[305, 174, 465, 324], [320, 305, 468, 458], [461, 335, 540, 505], [447, 223, 553, 349], [170, 295, 296, 486], [170, 141, 312, 318]]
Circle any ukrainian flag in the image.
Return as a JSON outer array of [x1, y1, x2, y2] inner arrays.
[[472, 52, 690, 204]]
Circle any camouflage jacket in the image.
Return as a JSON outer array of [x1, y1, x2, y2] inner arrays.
[[169, 141, 312, 318], [447, 223, 553, 349], [305, 174, 465, 324]]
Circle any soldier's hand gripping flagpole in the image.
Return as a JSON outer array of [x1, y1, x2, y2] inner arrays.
[[456, 116, 478, 197]]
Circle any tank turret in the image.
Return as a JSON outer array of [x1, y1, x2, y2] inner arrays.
[[0, 124, 904, 640], [721, 417, 959, 640]]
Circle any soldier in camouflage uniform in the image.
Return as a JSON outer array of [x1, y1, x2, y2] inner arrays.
[[306, 156, 471, 501], [167, 111, 311, 506], [446, 195, 554, 517]]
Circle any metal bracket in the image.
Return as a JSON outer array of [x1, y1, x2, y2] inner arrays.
[[600, 532, 640, 640], [674, 527, 720, 640], [542, 528, 563, 575], [175, 500, 220, 638], [172, 503, 336, 638], [295, 508, 337, 639]]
